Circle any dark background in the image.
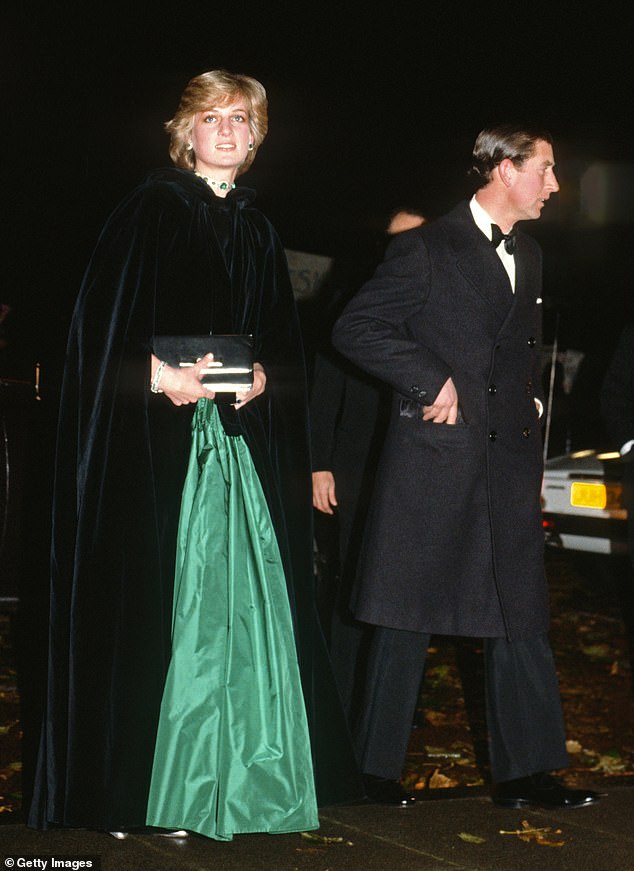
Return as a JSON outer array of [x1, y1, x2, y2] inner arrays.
[[2, 3, 634, 812], [3, 3, 634, 443]]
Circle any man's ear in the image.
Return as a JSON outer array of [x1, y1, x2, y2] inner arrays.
[[496, 158, 516, 188]]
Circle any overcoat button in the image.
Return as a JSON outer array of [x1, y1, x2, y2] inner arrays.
[[489, 431, 497, 441], [527, 336, 536, 347], [488, 384, 497, 395], [522, 427, 531, 438]]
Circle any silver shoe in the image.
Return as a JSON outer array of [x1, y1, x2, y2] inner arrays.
[[109, 831, 129, 840]]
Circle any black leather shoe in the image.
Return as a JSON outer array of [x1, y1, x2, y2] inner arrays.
[[363, 775, 416, 806], [493, 772, 600, 809]]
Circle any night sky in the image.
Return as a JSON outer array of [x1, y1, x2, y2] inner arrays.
[[4, 3, 634, 381]]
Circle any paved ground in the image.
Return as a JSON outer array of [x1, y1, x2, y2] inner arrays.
[[3, 551, 634, 869], [3, 784, 634, 870]]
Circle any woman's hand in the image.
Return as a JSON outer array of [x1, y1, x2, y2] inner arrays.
[[233, 362, 266, 409], [151, 353, 215, 406]]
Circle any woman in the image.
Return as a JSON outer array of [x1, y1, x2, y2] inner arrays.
[[29, 69, 361, 840]]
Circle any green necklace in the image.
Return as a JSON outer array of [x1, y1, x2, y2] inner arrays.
[[195, 171, 236, 192]]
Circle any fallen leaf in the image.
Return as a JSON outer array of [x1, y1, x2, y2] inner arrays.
[[582, 644, 612, 661], [566, 740, 582, 754], [499, 820, 566, 847], [300, 832, 353, 847], [426, 750, 462, 759], [590, 753, 626, 773], [425, 711, 450, 726], [458, 832, 486, 844], [425, 664, 461, 688], [424, 745, 458, 756], [427, 768, 459, 789]]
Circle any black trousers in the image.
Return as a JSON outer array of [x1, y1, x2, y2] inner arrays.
[[315, 471, 375, 723], [354, 626, 569, 783]]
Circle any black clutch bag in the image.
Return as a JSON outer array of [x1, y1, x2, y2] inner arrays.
[[152, 334, 254, 392]]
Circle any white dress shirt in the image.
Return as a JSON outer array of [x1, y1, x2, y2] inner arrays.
[[469, 195, 516, 292], [469, 196, 543, 417]]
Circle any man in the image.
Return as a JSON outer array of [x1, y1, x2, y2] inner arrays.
[[601, 323, 634, 466], [600, 325, 634, 575], [332, 125, 600, 809], [311, 208, 426, 719]]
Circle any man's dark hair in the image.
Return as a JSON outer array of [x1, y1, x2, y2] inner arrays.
[[470, 123, 553, 188]]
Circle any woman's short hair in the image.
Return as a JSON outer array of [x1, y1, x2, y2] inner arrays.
[[165, 69, 268, 175], [470, 123, 553, 188]]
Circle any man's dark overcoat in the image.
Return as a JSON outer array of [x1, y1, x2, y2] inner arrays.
[[332, 201, 549, 641]]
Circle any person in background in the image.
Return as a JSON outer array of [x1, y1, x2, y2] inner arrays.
[[385, 207, 428, 236], [332, 123, 600, 810], [29, 68, 360, 842], [600, 325, 634, 668], [601, 323, 634, 461], [310, 208, 426, 721]]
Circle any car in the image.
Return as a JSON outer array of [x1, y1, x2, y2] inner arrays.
[[541, 449, 628, 556]]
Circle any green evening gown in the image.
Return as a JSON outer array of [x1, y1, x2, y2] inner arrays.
[[146, 400, 319, 841]]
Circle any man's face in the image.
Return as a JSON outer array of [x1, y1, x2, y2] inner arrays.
[[508, 139, 559, 221]]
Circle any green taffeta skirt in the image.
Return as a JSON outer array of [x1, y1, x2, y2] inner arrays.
[[146, 401, 319, 840]]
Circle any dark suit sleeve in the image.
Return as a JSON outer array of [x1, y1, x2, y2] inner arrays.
[[309, 351, 346, 471], [601, 325, 634, 449], [331, 229, 452, 406]]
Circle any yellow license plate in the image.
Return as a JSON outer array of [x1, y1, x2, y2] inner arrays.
[[570, 482, 607, 509]]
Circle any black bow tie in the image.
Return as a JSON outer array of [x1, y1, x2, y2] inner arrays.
[[491, 224, 516, 254]]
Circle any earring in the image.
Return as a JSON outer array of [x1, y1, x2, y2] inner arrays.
[[187, 143, 193, 151], [248, 142, 254, 151]]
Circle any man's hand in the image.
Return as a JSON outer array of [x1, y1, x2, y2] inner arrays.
[[312, 471, 337, 514], [422, 376, 459, 424]]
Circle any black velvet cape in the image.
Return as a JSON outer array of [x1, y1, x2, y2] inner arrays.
[[29, 168, 361, 831]]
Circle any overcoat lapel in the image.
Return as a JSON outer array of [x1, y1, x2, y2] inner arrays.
[[512, 234, 540, 313], [447, 204, 514, 326]]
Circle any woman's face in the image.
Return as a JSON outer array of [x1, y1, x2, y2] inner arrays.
[[190, 100, 253, 178]]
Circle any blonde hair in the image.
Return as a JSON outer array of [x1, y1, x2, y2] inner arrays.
[[165, 70, 268, 176]]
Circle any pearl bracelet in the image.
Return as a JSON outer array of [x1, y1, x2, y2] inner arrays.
[[151, 360, 167, 394]]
